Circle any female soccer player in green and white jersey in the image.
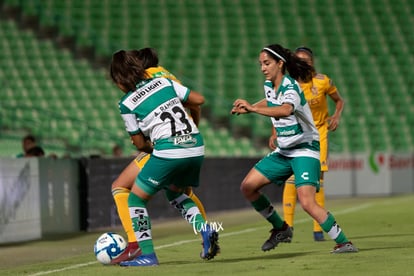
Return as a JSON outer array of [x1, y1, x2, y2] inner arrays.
[[231, 44, 357, 254], [110, 49, 219, 266], [110, 48, 208, 264]]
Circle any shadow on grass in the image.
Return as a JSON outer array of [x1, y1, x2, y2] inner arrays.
[[161, 251, 318, 265], [351, 233, 414, 240], [344, 232, 414, 252]]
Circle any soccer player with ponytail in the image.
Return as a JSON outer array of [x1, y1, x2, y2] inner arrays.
[[231, 44, 356, 253], [110, 48, 217, 266]]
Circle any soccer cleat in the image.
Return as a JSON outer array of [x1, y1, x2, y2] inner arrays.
[[313, 231, 326, 242], [200, 224, 220, 260], [119, 252, 159, 266], [283, 226, 293, 242], [331, 242, 358, 253], [261, 222, 293, 251], [110, 242, 141, 264]]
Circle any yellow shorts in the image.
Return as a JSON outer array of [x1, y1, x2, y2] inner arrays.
[[134, 152, 150, 169]]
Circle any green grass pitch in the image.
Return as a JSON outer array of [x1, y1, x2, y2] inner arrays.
[[1, 195, 413, 276]]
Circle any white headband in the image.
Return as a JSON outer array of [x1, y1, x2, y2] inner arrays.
[[263, 47, 286, 62]]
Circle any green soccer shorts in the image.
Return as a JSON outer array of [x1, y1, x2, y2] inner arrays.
[[136, 154, 204, 195], [254, 152, 321, 189]]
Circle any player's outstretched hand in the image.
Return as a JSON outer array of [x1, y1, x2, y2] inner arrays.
[[231, 99, 251, 115]]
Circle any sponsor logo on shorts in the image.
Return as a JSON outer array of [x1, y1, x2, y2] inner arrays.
[[301, 172, 309, 180], [148, 177, 159, 186]]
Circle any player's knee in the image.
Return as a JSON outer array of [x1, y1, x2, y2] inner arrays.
[[111, 177, 130, 191], [111, 178, 121, 190], [299, 198, 317, 213], [240, 180, 255, 198]]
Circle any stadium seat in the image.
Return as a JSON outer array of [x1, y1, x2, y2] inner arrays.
[[1, 0, 413, 156]]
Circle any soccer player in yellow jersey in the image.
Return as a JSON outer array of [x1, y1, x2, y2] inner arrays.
[[110, 48, 208, 263], [280, 46, 344, 241]]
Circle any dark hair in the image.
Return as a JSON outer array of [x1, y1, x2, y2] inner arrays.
[[262, 44, 314, 83], [135, 47, 159, 69], [295, 46, 314, 58], [25, 146, 45, 157], [110, 50, 147, 91], [23, 134, 36, 143]]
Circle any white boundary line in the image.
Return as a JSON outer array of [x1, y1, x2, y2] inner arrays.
[[29, 202, 374, 276]]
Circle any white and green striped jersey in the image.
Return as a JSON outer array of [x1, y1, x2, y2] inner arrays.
[[265, 75, 320, 158], [119, 78, 204, 159]]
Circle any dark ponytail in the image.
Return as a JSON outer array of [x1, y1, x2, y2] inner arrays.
[[110, 50, 146, 91], [262, 44, 314, 82], [134, 47, 159, 69]]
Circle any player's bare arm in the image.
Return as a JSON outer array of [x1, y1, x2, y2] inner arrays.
[[183, 90, 204, 126], [130, 133, 153, 154], [186, 90, 205, 106], [327, 92, 344, 131], [232, 99, 293, 118], [269, 127, 277, 150]]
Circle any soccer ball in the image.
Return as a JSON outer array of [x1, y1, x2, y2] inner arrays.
[[94, 232, 127, 264]]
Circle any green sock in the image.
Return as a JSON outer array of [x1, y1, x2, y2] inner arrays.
[[251, 194, 284, 229], [128, 192, 154, 255], [320, 212, 349, 244], [166, 190, 205, 233]]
